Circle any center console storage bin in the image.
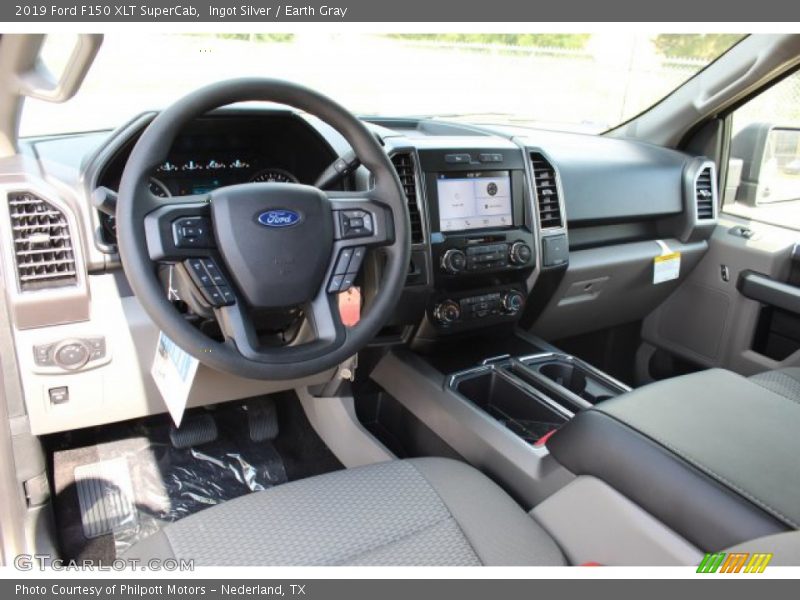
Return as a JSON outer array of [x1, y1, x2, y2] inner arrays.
[[453, 369, 569, 443]]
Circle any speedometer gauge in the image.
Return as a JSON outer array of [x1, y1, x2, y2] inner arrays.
[[149, 177, 171, 197], [249, 168, 298, 183]]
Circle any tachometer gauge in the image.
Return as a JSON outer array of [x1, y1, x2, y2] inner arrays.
[[149, 177, 171, 197], [249, 168, 298, 183]]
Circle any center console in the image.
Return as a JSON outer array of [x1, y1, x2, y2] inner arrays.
[[449, 352, 630, 443], [416, 148, 535, 334]]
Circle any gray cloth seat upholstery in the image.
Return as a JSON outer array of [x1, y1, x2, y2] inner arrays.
[[749, 367, 800, 404], [123, 457, 565, 566]]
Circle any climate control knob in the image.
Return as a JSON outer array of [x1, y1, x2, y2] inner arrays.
[[502, 290, 525, 315], [509, 242, 532, 266], [433, 300, 461, 325], [440, 249, 467, 274]]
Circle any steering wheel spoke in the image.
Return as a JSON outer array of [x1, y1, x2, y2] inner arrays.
[[141, 193, 214, 261], [214, 288, 346, 364]]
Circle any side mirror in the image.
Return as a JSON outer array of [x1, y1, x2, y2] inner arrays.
[[730, 123, 800, 206]]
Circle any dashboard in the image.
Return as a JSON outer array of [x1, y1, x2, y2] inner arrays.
[[16, 107, 718, 350]]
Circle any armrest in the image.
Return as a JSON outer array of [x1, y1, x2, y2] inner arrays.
[[738, 270, 800, 314], [547, 369, 799, 551]]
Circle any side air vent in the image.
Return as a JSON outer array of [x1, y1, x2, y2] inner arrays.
[[695, 166, 715, 220], [390, 153, 424, 243], [7, 192, 77, 291], [530, 152, 563, 229]]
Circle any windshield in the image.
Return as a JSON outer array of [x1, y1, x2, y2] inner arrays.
[[20, 33, 745, 137]]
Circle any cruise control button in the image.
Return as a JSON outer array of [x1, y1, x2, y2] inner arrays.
[[201, 259, 227, 286]]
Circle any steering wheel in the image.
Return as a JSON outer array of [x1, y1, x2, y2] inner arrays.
[[117, 79, 410, 380]]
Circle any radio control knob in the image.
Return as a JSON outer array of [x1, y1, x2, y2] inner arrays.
[[509, 242, 532, 265], [441, 249, 467, 274], [433, 300, 461, 325], [502, 290, 525, 315]]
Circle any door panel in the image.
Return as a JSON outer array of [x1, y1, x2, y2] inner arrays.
[[642, 216, 799, 376]]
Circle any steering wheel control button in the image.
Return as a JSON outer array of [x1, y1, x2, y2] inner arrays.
[[186, 258, 230, 291], [328, 274, 345, 293], [173, 216, 213, 248], [217, 286, 236, 304], [340, 274, 356, 291], [201, 286, 225, 307], [187, 259, 214, 286], [334, 248, 354, 275], [201, 258, 228, 286], [338, 210, 374, 239], [346, 247, 366, 274]]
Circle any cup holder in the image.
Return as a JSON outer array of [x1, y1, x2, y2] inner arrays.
[[515, 353, 631, 408], [538, 363, 588, 397]]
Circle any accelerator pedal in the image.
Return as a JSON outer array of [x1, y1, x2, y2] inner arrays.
[[169, 412, 218, 449]]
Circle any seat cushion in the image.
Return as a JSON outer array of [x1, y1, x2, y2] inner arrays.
[[123, 457, 565, 566], [750, 367, 800, 404]]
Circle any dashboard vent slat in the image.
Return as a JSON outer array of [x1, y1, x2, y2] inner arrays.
[[695, 166, 716, 220], [530, 153, 563, 229], [390, 153, 424, 244], [7, 192, 77, 291]]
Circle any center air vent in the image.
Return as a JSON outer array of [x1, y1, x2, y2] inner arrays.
[[390, 153, 424, 243], [530, 153, 563, 229], [695, 166, 716, 220], [7, 192, 77, 291]]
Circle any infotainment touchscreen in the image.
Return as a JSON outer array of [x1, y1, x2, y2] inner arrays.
[[436, 171, 513, 232]]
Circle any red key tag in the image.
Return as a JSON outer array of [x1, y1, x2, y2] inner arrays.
[[338, 287, 362, 327]]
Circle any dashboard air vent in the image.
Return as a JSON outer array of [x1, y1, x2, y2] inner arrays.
[[7, 192, 77, 291], [390, 153, 424, 243], [695, 166, 715, 220], [530, 153, 563, 228]]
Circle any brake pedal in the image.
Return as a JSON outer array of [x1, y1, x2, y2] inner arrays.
[[169, 413, 218, 449], [244, 398, 279, 442]]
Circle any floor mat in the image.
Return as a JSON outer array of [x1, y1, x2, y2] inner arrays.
[[74, 457, 138, 539], [50, 393, 342, 562]]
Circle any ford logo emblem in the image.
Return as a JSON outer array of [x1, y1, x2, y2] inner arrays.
[[257, 209, 301, 228]]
